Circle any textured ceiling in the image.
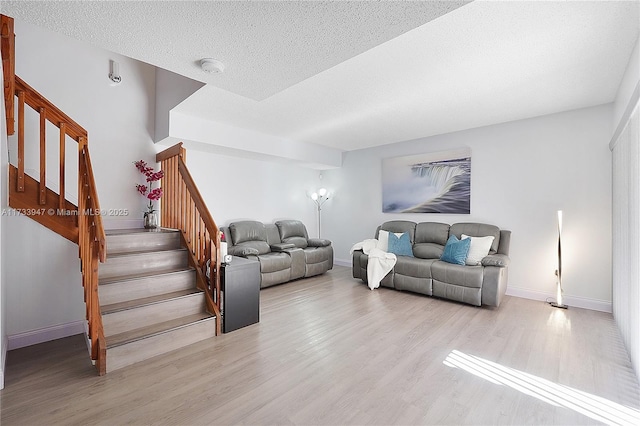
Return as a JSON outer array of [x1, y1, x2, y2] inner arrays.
[[1, 0, 470, 101], [2, 0, 639, 154]]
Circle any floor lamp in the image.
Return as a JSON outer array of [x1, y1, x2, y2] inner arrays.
[[551, 210, 568, 309], [310, 188, 329, 238]]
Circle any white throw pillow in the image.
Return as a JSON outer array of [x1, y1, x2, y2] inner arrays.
[[461, 234, 495, 266], [377, 230, 405, 252], [377, 230, 389, 251]]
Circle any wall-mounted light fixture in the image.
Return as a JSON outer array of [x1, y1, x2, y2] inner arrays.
[[550, 210, 568, 309], [109, 60, 122, 84], [310, 188, 330, 238]]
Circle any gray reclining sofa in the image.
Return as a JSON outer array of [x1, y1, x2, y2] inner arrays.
[[222, 220, 333, 288], [352, 221, 511, 307]]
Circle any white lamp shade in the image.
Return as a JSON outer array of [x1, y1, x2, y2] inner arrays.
[[318, 188, 327, 197], [311, 193, 318, 201]]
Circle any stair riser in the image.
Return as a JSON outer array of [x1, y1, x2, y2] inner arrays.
[[106, 232, 181, 254], [103, 293, 206, 336], [99, 270, 196, 306], [106, 317, 216, 372], [99, 250, 189, 280]]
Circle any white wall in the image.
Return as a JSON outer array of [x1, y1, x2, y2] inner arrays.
[[3, 19, 158, 348], [184, 150, 321, 232], [4, 217, 85, 348], [323, 104, 613, 311], [154, 68, 203, 143]]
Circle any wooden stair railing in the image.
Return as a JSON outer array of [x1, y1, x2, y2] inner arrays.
[[156, 143, 222, 335], [1, 14, 107, 375]]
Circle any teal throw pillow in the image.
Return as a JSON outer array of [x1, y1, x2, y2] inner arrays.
[[388, 232, 414, 257], [440, 235, 471, 265]]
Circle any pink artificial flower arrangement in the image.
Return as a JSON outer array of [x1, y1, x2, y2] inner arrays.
[[134, 160, 164, 215]]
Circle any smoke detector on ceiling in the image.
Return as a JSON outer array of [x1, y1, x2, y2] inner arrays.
[[200, 58, 225, 74]]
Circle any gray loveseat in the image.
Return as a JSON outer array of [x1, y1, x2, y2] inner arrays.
[[352, 221, 511, 307], [222, 220, 333, 288]]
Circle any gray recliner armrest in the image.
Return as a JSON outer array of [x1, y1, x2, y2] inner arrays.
[[228, 246, 260, 257], [270, 243, 296, 252], [481, 254, 510, 267], [308, 238, 331, 247]]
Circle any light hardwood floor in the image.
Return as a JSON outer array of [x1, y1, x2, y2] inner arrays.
[[2, 266, 639, 425]]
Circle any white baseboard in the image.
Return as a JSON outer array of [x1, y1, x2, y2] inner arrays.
[[7, 320, 86, 350], [334, 258, 352, 267], [506, 286, 612, 313]]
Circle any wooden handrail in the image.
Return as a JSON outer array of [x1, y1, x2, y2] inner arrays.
[[15, 76, 87, 141], [1, 14, 15, 135], [2, 14, 107, 374], [80, 141, 106, 262], [156, 143, 222, 335], [156, 142, 186, 162]]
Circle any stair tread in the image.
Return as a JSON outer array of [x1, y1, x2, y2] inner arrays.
[[106, 228, 179, 236], [106, 312, 215, 348], [99, 266, 195, 285], [101, 288, 202, 314], [106, 247, 188, 258]]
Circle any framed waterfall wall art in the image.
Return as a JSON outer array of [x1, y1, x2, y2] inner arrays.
[[382, 148, 471, 214]]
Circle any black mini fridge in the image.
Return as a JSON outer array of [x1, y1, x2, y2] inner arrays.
[[221, 256, 260, 333]]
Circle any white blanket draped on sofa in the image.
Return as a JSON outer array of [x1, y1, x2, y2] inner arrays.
[[350, 239, 397, 290]]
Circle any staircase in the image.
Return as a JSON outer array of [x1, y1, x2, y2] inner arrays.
[[99, 229, 216, 373], [1, 14, 222, 375]]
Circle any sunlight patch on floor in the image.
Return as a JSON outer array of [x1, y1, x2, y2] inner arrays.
[[443, 350, 640, 426]]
